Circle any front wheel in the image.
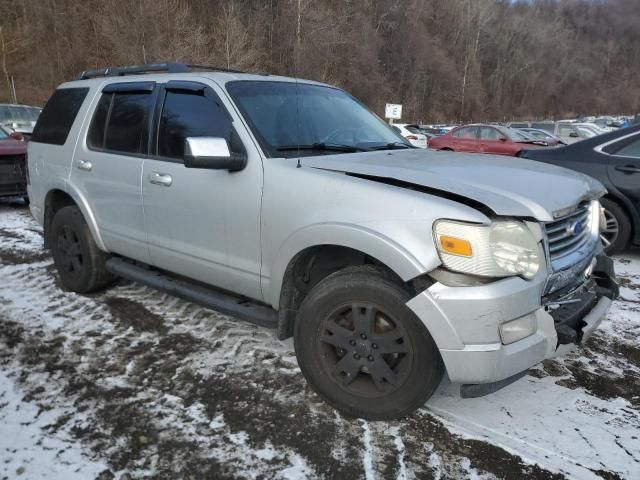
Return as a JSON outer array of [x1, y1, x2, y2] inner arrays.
[[294, 266, 443, 420]]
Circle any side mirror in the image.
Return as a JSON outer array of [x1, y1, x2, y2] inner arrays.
[[9, 131, 23, 141], [569, 132, 579, 138], [499, 136, 508, 142], [183, 137, 247, 171]]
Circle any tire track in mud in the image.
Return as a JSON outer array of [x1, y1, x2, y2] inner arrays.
[[1, 206, 637, 479]]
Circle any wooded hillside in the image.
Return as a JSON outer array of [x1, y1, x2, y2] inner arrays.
[[1, 0, 638, 123]]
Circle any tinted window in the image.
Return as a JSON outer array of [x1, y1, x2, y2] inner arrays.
[[104, 92, 151, 154], [479, 127, 501, 140], [158, 89, 233, 159], [453, 127, 477, 139], [31, 88, 89, 145], [87, 94, 111, 149], [609, 136, 640, 158], [509, 123, 528, 128]]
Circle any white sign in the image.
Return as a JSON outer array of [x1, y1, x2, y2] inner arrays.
[[385, 103, 402, 120]]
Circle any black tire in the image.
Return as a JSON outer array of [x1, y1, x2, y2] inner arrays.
[[600, 198, 631, 255], [23, 196, 30, 206], [50, 205, 114, 293], [294, 266, 444, 420], [440, 147, 454, 152]]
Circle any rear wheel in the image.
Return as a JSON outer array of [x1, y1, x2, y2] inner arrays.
[[50, 206, 114, 293], [600, 198, 631, 255], [294, 266, 443, 420]]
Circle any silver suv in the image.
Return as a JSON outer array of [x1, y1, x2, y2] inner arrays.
[[27, 63, 618, 420]]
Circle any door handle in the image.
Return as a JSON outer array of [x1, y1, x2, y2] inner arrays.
[[149, 172, 173, 186], [615, 165, 640, 174], [76, 159, 92, 171]]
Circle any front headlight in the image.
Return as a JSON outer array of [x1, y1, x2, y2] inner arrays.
[[434, 220, 541, 279]]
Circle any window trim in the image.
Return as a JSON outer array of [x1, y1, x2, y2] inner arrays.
[[149, 81, 241, 164], [596, 131, 640, 160], [86, 84, 157, 158]]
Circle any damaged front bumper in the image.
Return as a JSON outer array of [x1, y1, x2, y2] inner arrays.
[[407, 253, 617, 389]]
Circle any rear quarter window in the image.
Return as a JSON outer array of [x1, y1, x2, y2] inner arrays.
[[31, 88, 89, 145]]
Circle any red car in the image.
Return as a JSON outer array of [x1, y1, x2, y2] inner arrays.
[[428, 124, 553, 157], [0, 125, 28, 201]]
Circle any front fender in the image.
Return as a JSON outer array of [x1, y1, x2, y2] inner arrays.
[[265, 222, 440, 308]]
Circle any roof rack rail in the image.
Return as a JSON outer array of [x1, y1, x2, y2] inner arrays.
[[75, 62, 247, 80]]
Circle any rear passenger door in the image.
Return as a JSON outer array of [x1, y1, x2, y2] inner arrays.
[[602, 134, 640, 208], [141, 80, 263, 301], [451, 127, 479, 152], [72, 81, 155, 263]]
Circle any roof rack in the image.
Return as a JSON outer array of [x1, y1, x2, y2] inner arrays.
[[75, 62, 247, 80]]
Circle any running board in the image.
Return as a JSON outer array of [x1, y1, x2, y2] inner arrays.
[[105, 257, 277, 329]]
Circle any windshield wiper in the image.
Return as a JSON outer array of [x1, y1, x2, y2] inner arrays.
[[276, 142, 368, 153], [368, 141, 414, 151]]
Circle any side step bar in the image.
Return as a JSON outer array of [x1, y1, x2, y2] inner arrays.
[[105, 257, 277, 328]]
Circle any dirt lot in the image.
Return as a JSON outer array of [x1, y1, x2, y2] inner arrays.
[[1, 199, 639, 479]]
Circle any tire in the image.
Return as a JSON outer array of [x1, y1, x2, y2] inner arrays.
[[23, 196, 30, 206], [600, 198, 631, 255], [50, 205, 114, 293], [440, 147, 454, 152], [294, 266, 444, 420]]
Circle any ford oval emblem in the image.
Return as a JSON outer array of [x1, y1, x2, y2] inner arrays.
[[567, 219, 586, 236]]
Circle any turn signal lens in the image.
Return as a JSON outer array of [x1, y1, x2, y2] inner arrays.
[[439, 236, 472, 257]]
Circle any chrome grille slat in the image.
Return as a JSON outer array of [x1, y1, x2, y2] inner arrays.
[[544, 202, 593, 267]]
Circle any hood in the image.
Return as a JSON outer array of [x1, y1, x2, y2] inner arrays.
[[301, 149, 604, 222], [0, 139, 27, 155]]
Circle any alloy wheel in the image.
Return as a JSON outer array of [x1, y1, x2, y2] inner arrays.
[[318, 303, 412, 397], [600, 209, 619, 248], [57, 225, 84, 275]]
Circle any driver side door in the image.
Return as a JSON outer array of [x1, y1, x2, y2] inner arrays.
[[141, 80, 264, 300]]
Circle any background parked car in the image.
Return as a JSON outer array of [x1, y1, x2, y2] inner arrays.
[[522, 125, 640, 254], [507, 121, 555, 133], [428, 124, 549, 156], [518, 127, 567, 145], [391, 123, 428, 148], [0, 104, 42, 141], [554, 122, 597, 144], [0, 125, 28, 202]]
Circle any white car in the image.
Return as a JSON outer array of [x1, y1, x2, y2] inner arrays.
[[392, 123, 428, 148]]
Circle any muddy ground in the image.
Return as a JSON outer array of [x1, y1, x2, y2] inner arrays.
[[1, 199, 638, 479]]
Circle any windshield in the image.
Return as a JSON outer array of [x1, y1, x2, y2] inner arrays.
[[0, 127, 9, 140], [576, 126, 597, 137], [226, 81, 408, 157]]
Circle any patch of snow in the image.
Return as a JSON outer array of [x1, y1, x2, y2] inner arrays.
[[360, 420, 376, 480], [0, 371, 108, 480]]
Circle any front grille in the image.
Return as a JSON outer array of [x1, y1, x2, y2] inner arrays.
[[0, 154, 27, 196], [544, 202, 592, 262]]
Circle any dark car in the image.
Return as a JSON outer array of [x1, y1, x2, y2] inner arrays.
[[428, 124, 550, 156], [522, 125, 640, 254], [0, 125, 28, 202]]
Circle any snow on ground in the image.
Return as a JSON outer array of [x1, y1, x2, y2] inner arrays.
[[0, 199, 638, 479]]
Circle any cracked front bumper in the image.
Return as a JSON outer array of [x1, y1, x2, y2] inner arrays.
[[407, 254, 617, 385]]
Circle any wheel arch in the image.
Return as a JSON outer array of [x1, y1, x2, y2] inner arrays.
[[43, 187, 107, 251], [269, 224, 438, 339]]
